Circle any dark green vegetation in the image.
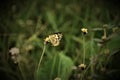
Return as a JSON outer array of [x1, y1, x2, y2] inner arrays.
[[0, 0, 120, 80]]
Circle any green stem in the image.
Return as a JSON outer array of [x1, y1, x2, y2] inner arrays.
[[18, 63, 26, 80], [90, 35, 94, 75], [80, 72, 83, 80], [80, 34, 86, 80], [37, 44, 46, 73], [83, 63, 90, 75], [82, 34, 86, 63]]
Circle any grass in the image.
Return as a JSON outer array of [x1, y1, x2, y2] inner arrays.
[[0, 0, 120, 80]]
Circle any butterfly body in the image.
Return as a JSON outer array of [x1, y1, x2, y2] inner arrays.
[[44, 32, 62, 46]]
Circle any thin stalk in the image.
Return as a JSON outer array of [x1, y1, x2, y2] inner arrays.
[[90, 34, 94, 75], [80, 72, 83, 80], [18, 63, 26, 80], [82, 34, 86, 63], [84, 63, 90, 74], [37, 44, 46, 73], [80, 34, 86, 80]]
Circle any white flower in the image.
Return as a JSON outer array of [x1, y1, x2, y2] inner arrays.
[[9, 47, 19, 55]]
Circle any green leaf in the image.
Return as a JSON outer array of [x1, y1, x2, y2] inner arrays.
[[38, 52, 73, 80], [58, 52, 74, 80]]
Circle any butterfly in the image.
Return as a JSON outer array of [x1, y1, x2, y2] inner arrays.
[[44, 32, 63, 46]]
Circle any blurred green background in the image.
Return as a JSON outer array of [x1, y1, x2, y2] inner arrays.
[[0, 0, 120, 80]]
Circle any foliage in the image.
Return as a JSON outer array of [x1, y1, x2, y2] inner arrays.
[[0, 0, 120, 80]]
